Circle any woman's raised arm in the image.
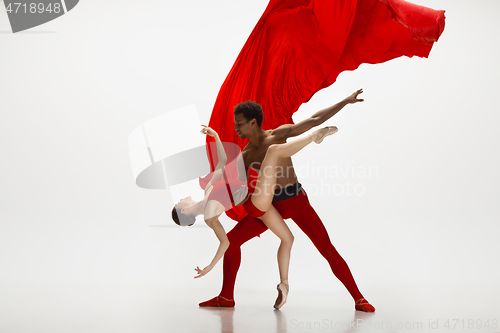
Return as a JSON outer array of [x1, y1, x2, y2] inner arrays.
[[201, 125, 227, 171], [201, 125, 227, 190]]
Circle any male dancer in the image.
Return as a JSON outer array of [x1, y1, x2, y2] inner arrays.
[[199, 89, 376, 312]]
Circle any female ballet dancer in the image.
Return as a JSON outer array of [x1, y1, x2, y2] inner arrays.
[[172, 124, 337, 309]]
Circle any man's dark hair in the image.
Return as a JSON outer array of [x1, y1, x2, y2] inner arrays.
[[234, 101, 264, 128], [171, 207, 195, 226]]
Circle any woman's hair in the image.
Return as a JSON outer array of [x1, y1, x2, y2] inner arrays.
[[171, 206, 196, 226], [234, 101, 264, 128]]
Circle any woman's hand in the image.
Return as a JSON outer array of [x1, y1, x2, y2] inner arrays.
[[194, 265, 213, 278], [200, 125, 218, 138]]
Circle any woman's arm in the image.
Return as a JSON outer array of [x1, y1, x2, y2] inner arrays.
[[201, 125, 227, 190], [204, 168, 223, 194], [195, 213, 230, 278], [201, 125, 227, 171], [224, 152, 249, 205]]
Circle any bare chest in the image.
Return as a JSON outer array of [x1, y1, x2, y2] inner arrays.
[[243, 144, 270, 170]]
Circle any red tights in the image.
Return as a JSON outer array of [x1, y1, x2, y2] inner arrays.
[[219, 190, 364, 301]]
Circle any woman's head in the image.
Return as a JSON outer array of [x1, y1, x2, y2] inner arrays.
[[171, 196, 196, 226]]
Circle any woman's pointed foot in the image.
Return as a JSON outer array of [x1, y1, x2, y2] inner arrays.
[[311, 126, 338, 144], [274, 282, 289, 310], [355, 298, 375, 312]]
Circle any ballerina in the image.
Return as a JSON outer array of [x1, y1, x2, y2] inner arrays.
[[172, 124, 337, 309]]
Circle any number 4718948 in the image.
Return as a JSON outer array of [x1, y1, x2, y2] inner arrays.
[[6, 3, 62, 14]]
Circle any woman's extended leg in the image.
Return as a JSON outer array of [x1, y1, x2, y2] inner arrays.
[[251, 126, 337, 212]]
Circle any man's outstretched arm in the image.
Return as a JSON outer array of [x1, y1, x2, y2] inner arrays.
[[272, 89, 364, 140]]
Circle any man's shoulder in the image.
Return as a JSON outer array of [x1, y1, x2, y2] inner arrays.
[[268, 124, 293, 142], [268, 126, 290, 144]]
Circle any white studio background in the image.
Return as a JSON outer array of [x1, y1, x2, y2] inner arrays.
[[1, 0, 499, 323]]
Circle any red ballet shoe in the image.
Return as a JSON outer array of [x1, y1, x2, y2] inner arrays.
[[199, 296, 235, 307], [355, 298, 375, 312]]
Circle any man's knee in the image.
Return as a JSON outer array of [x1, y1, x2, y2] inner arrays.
[[319, 244, 341, 260], [227, 226, 259, 247], [224, 242, 241, 256], [227, 232, 247, 248]]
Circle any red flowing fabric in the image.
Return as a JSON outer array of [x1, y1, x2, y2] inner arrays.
[[205, 0, 445, 221]]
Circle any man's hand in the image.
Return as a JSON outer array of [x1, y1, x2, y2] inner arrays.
[[344, 88, 364, 104], [232, 185, 248, 206], [194, 265, 213, 278]]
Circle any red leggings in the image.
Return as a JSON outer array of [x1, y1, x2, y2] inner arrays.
[[220, 190, 364, 301]]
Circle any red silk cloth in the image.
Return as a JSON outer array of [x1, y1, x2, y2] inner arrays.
[[205, 0, 445, 221]]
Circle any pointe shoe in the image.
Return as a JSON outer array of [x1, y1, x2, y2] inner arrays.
[[199, 296, 235, 307], [311, 126, 338, 144], [355, 298, 375, 312], [274, 283, 289, 310]]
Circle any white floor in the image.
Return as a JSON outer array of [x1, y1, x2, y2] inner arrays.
[[1, 282, 498, 333]]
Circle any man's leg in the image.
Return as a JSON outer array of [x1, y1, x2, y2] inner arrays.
[[199, 215, 268, 307], [273, 190, 375, 311]]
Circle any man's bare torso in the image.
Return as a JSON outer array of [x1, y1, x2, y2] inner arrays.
[[242, 130, 298, 189]]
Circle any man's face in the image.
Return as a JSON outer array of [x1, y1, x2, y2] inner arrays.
[[234, 113, 253, 139]]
